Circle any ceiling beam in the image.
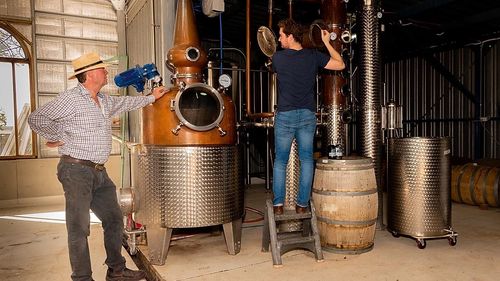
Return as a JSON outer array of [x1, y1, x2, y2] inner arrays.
[[423, 54, 476, 103], [442, 7, 500, 30], [397, 0, 458, 18]]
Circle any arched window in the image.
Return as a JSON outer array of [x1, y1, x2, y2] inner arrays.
[[0, 25, 34, 158]]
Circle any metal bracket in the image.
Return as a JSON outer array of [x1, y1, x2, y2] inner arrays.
[[217, 126, 227, 136], [171, 123, 184, 135]]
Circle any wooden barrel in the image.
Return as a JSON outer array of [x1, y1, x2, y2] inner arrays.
[[312, 156, 378, 254], [451, 163, 500, 207]]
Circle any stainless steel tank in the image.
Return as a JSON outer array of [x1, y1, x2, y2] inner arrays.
[[132, 145, 243, 228], [387, 137, 457, 248]]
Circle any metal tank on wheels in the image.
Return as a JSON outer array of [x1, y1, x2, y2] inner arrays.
[[387, 137, 458, 249], [123, 0, 243, 266]]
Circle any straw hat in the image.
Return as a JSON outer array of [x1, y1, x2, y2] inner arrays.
[[68, 52, 109, 80]]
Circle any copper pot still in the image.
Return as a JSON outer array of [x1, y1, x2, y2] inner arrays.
[[142, 0, 236, 146], [129, 0, 243, 266]]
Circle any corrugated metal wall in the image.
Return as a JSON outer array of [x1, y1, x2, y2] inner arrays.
[[383, 41, 500, 160], [483, 42, 500, 159], [123, 0, 155, 144], [125, 0, 155, 74], [123, 0, 175, 143]]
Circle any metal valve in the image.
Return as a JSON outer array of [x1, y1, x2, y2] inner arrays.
[[171, 123, 183, 135], [217, 126, 227, 136], [341, 30, 352, 43], [178, 81, 186, 91]]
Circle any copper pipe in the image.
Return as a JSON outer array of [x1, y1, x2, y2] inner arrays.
[[268, 0, 273, 28], [245, 0, 274, 119]]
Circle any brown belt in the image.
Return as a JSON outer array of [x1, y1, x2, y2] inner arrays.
[[61, 155, 105, 171]]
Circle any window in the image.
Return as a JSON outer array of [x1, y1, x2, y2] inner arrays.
[[0, 26, 34, 158]]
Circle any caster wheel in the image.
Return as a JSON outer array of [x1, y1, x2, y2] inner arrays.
[[448, 237, 457, 246], [391, 231, 400, 238], [416, 239, 426, 249]]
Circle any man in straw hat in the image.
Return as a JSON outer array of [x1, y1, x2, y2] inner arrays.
[[28, 52, 165, 281]]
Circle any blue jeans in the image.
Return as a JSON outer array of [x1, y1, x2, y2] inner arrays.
[[272, 109, 316, 207], [57, 160, 126, 281]]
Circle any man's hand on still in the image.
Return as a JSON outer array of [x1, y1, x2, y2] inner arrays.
[[321, 29, 331, 45], [152, 86, 166, 101]]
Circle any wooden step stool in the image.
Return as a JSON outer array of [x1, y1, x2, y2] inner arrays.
[[261, 199, 323, 267]]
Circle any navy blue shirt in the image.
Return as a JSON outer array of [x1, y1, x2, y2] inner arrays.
[[272, 48, 329, 112]]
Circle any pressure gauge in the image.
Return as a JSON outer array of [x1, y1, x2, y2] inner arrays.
[[218, 74, 232, 88]]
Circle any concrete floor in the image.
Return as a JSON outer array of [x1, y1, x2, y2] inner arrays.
[[0, 183, 499, 281]]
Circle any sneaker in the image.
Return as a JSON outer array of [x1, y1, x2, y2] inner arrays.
[[106, 267, 146, 281]]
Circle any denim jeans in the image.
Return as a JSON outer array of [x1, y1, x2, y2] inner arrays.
[[272, 109, 316, 207], [57, 160, 126, 281]]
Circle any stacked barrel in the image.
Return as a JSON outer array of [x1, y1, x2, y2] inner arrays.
[[451, 163, 500, 208]]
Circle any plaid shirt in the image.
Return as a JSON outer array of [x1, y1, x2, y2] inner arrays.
[[28, 83, 154, 164]]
